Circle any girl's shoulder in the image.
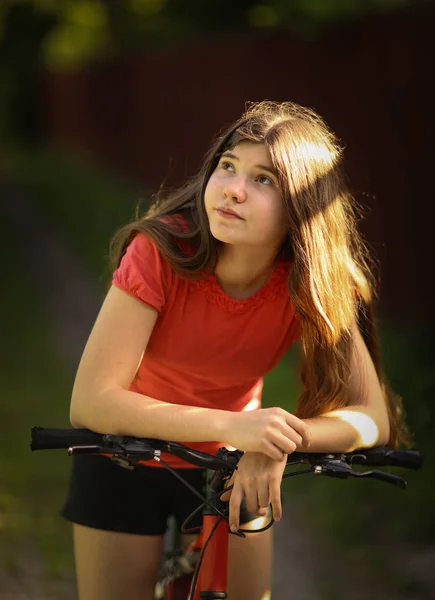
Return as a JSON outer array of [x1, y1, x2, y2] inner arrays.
[[112, 232, 174, 312]]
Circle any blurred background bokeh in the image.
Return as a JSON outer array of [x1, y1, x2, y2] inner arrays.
[[1, 1, 434, 598]]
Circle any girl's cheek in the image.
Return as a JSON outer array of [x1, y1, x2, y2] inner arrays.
[[210, 174, 224, 189], [205, 176, 220, 196], [204, 179, 218, 205]]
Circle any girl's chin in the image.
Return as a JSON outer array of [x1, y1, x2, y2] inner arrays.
[[212, 234, 236, 244], [210, 226, 243, 245]]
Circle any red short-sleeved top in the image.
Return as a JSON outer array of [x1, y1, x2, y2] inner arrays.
[[112, 233, 301, 468]]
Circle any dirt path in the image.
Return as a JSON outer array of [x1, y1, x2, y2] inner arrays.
[[2, 181, 432, 599]]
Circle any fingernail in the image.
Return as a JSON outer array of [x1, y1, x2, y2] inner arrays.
[[230, 524, 238, 533]]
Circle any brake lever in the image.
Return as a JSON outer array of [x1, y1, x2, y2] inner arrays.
[[314, 460, 407, 489], [103, 435, 157, 459], [313, 460, 352, 479], [68, 445, 109, 456], [350, 469, 407, 489], [68, 438, 157, 471]]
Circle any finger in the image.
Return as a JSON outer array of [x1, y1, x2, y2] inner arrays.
[[284, 414, 312, 448], [257, 479, 270, 509], [229, 481, 244, 532], [269, 478, 282, 522], [220, 474, 235, 502], [272, 432, 298, 455], [261, 440, 286, 461], [220, 487, 232, 502], [282, 427, 303, 449], [244, 477, 259, 514]]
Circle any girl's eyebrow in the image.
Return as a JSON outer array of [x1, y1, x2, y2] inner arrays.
[[221, 151, 277, 176]]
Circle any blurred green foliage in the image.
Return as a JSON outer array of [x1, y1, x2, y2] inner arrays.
[[5, 146, 139, 281], [0, 0, 425, 71], [0, 208, 75, 575]]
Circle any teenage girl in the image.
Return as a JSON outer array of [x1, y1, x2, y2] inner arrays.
[[62, 100, 409, 600]]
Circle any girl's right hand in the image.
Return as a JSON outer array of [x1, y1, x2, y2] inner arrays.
[[225, 407, 311, 460]]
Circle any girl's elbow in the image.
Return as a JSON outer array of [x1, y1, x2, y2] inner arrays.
[[69, 388, 114, 432], [70, 410, 84, 429], [379, 429, 390, 447]]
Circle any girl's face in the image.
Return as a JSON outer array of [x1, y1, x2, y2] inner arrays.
[[204, 141, 288, 250]]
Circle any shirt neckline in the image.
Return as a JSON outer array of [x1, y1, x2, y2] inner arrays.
[[192, 260, 291, 313]]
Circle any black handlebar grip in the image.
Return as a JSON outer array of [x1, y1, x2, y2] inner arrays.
[[352, 447, 423, 470], [30, 427, 104, 450], [383, 449, 423, 470]]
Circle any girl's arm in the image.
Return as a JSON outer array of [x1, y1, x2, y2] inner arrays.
[[299, 322, 391, 452], [70, 285, 229, 441]]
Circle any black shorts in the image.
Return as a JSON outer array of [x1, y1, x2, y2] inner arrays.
[[61, 454, 259, 536]]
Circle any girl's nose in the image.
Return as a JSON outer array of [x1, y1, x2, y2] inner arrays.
[[222, 177, 247, 203]]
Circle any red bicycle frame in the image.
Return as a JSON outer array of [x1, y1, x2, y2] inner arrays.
[[193, 514, 229, 599], [106, 454, 233, 600], [163, 463, 233, 600], [163, 515, 230, 600]]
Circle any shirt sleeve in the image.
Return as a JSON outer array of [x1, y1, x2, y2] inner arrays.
[[112, 233, 172, 312]]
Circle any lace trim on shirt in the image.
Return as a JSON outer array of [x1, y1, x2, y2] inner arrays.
[[191, 261, 291, 314]]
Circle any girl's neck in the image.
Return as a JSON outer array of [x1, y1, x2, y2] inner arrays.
[[214, 244, 278, 299]]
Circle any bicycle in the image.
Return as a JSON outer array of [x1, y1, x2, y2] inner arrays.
[[30, 427, 423, 600]]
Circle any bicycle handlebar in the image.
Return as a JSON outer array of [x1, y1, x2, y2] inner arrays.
[[30, 426, 423, 472], [341, 447, 423, 470], [30, 427, 102, 450]]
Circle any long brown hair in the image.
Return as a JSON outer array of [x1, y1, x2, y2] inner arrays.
[[110, 100, 410, 448]]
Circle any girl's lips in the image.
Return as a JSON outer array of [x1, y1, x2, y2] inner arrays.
[[216, 208, 243, 220]]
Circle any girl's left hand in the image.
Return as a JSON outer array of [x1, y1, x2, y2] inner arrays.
[[220, 451, 287, 532]]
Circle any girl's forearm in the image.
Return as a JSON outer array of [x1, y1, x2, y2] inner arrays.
[[299, 406, 390, 453], [70, 387, 230, 442]]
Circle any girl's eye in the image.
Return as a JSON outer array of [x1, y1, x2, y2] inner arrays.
[[221, 161, 235, 172], [257, 175, 274, 186]]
